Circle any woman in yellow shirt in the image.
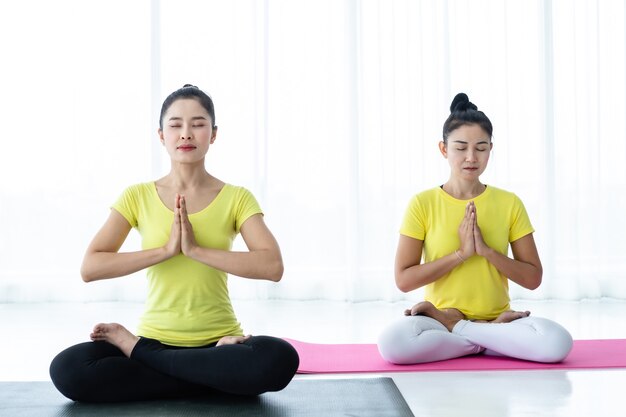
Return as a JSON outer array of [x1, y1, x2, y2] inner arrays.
[[50, 85, 298, 402], [378, 93, 572, 364]]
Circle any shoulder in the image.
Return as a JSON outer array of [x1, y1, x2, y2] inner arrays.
[[113, 182, 157, 212], [485, 185, 524, 205], [220, 184, 256, 201], [218, 184, 262, 213], [119, 182, 154, 196], [402, 187, 442, 222], [111, 182, 155, 225], [218, 185, 263, 229], [113, 182, 155, 205], [411, 187, 442, 204]]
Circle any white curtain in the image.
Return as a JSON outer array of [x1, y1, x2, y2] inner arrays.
[[1, 0, 624, 303]]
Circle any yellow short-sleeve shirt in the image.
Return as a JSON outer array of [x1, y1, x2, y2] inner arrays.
[[112, 182, 262, 346], [400, 186, 534, 320]]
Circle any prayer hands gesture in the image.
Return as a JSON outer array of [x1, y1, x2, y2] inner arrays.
[[457, 201, 490, 260], [164, 194, 198, 258]]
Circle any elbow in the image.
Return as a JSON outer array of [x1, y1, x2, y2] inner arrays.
[[529, 276, 542, 291], [268, 259, 284, 282], [395, 272, 415, 293], [526, 280, 541, 291], [80, 260, 97, 283], [80, 269, 94, 283], [396, 282, 414, 293], [526, 267, 543, 290], [80, 253, 93, 282], [80, 266, 96, 283]]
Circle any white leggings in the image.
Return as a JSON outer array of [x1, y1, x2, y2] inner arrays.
[[377, 315, 573, 364]]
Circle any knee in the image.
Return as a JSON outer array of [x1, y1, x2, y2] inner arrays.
[[269, 337, 300, 385], [377, 325, 401, 363], [377, 318, 418, 364], [248, 336, 299, 393], [543, 326, 573, 363], [49, 341, 115, 402], [529, 318, 574, 363], [49, 346, 84, 401]]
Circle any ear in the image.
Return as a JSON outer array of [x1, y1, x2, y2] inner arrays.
[[210, 126, 218, 144], [158, 128, 165, 145], [489, 142, 493, 151], [438, 141, 448, 158]]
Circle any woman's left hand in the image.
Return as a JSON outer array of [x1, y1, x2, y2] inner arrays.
[[216, 335, 252, 347], [470, 202, 491, 256], [179, 195, 199, 257]]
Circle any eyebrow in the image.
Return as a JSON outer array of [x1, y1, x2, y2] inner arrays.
[[167, 116, 208, 121], [451, 140, 490, 145]]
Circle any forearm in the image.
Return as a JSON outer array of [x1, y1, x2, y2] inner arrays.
[[187, 246, 283, 281], [81, 248, 170, 282], [396, 251, 463, 292], [482, 248, 542, 290]]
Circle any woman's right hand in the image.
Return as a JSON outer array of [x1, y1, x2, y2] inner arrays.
[[164, 194, 182, 257], [457, 201, 476, 259]]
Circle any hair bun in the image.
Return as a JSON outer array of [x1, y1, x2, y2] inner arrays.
[[182, 84, 198, 89], [450, 92, 478, 112]]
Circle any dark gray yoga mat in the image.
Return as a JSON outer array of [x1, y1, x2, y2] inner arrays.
[[0, 377, 414, 417]]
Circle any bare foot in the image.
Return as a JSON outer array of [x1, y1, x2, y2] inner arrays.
[[491, 310, 530, 324], [216, 335, 252, 347], [90, 323, 140, 357], [404, 301, 464, 332]]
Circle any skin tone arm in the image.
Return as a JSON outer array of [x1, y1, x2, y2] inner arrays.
[[395, 201, 542, 293], [80, 210, 175, 282], [179, 195, 284, 281], [395, 236, 461, 292], [81, 194, 283, 282]]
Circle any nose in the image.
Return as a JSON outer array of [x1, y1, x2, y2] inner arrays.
[[180, 126, 193, 140], [466, 149, 477, 162]]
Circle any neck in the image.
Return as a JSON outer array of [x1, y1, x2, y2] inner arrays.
[[442, 178, 486, 200], [166, 161, 211, 190]]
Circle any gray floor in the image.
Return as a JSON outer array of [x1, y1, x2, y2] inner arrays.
[[0, 378, 413, 417], [2, 299, 626, 417]]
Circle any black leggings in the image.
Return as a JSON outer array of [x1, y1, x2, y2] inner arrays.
[[49, 336, 299, 402]]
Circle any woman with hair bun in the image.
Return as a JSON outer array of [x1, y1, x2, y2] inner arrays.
[[49, 84, 298, 402], [377, 93, 573, 364]]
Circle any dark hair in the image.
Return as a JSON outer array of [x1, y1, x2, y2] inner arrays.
[[159, 84, 216, 130], [442, 93, 493, 143]]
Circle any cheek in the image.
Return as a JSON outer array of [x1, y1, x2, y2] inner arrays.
[[448, 152, 464, 163], [163, 138, 179, 150]]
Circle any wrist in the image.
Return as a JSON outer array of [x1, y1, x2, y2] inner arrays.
[[458, 247, 472, 260], [454, 250, 466, 264], [161, 245, 175, 260], [480, 246, 496, 260], [185, 244, 200, 260]]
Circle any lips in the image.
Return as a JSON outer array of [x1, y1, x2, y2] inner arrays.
[[177, 145, 196, 151]]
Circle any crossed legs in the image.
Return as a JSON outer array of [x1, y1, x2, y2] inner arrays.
[[378, 302, 573, 364], [50, 323, 299, 402]]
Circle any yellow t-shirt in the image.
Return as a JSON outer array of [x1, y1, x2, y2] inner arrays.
[[400, 186, 534, 320], [112, 182, 262, 346]]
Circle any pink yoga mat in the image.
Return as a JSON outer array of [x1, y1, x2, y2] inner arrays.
[[285, 338, 626, 373]]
